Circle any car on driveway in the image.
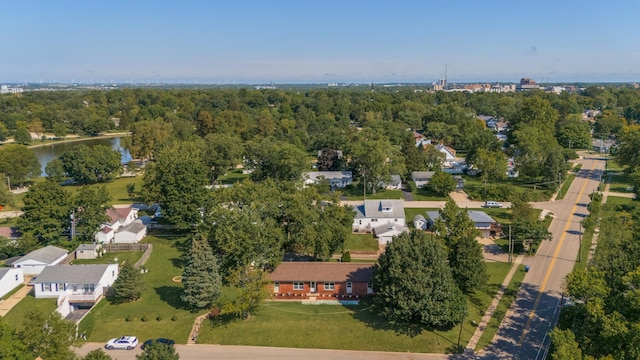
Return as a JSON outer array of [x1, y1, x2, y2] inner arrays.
[[483, 201, 503, 208], [141, 338, 175, 350], [105, 336, 138, 350]]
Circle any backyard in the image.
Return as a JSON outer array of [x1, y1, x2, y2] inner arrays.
[[197, 261, 518, 353]]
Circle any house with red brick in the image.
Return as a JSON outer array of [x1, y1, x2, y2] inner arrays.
[[267, 262, 375, 300]]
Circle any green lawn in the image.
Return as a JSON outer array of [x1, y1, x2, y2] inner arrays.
[[0, 284, 25, 301], [604, 159, 625, 172], [344, 233, 378, 252], [411, 187, 448, 201], [217, 169, 250, 185], [474, 264, 526, 350], [404, 208, 440, 227], [556, 174, 576, 200], [62, 176, 145, 204], [341, 185, 403, 200], [71, 251, 143, 265], [78, 236, 200, 344], [609, 173, 633, 193], [3, 294, 57, 331], [197, 262, 513, 354], [461, 175, 553, 202]]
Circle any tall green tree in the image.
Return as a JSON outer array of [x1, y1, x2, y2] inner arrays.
[[244, 138, 309, 182], [181, 236, 222, 309], [83, 349, 113, 360], [72, 186, 111, 242], [18, 310, 83, 360], [45, 158, 66, 183], [222, 267, 269, 319], [0, 144, 41, 186], [429, 170, 456, 196], [0, 318, 30, 360], [510, 199, 552, 253], [112, 262, 145, 302], [549, 328, 583, 360], [373, 230, 467, 327], [122, 120, 172, 161], [14, 126, 32, 145], [142, 141, 209, 230], [59, 144, 122, 184], [136, 341, 179, 360], [203, 133, 244, 183], [617, 125, 640, 170], [0, 181, 14, 208], [18, 181, 73, 244], [556, 115, 592, 149], [470, 148, 507, 182]]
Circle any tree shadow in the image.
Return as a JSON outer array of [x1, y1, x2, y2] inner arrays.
[[154, 285, 188, 310]]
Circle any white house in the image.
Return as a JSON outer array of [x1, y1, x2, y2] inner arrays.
[[373, 222, 409, 244], [34, 263, 118, 316], [75, 244, 103, 260], [414, 214, 428, 230], [95, 207, 147, 244], [426, 210, 501, 238], [435, 144, 457, 167], [353, 199, 405, 233], [411, 171, 435, 188], [6, 246, 68, 275], [379, 174, 402, 190], [304, 171, 353, 189], [114, 221, 147, 243], [0, 267, 24, 298]]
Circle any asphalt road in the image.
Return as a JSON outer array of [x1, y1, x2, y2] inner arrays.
[[482, 155, 604, 359]]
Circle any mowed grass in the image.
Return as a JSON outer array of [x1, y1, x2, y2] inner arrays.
[[78, 236, 201, 344], [474, 264, 526, 350], [341, 185, 403, 200], [71, 251, 143, 265], [609, 173, 633, 193], [404, 208, 440, 227], [556, 174, 576, 200], [197, 262, 512, 353], [217, 169, 250, 184], [3, 294, 57, 331], [345, 233, 379, 252]]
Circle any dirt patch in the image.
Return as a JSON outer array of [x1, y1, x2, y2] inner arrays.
[[172, 276, 182, 283]]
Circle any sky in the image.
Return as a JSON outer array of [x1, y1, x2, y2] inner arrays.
[[1, 0, 639, 84]]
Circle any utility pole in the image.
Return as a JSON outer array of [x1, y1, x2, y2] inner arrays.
[[508, 225, 512, 264], [363, 171, 366, 200], [457, 311, 465, 348]]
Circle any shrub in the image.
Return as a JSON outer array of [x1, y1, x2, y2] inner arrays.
[[171, 314, 178, 321], [156, 315, 163, 321], [341, 250, 352, 262], [141, 314, 149, 322], [125, 315, 134, 322]]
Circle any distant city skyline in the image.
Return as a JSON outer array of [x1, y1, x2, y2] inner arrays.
[[2, 1, 639, 84]]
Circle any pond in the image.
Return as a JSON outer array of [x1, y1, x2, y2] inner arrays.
[[30, 137, 131, 176]]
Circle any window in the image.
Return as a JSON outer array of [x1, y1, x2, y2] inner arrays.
[[371, 219, 378, 222], [43, 283, 51, 291], [324, 282, 335, 291], [394, 219, 398, 222], [57, 283, 65, 291], [273, 282, 280, 293], [15, 274, 18, 281], [346, 281, 352, 294], [293, 282, 304, 291], [367, 281, 374, 294]]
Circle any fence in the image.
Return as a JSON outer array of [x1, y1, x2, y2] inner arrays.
[[103, 243, 151, 252]]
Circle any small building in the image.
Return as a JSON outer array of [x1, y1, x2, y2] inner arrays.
[[414, 214, 428, 230], [411, 171, 435, 188], [378, 174, 402, 190], [353, 199, 405, 233], [7, 246, 68, 275], [268, 262, 374, 300], [373, 222, 409, 244], [113, 220, 147, 243], [0, 267, 24, 298], [95, 206, 147, 244], [75, 244, 103, 260], [303, 171, 353, 189]]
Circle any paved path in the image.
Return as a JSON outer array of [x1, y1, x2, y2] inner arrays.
[[0, 278, 33, 317]]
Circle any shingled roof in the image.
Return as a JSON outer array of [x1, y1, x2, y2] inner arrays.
[[268, 262, 374, 283]]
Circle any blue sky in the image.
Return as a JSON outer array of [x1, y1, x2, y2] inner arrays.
[[1, 0, 638, 83]]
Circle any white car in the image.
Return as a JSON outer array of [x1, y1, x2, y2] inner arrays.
[[105, 336, 138, 350], [484, 201, 503, 208]]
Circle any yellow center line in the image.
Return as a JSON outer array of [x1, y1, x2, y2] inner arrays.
[[518, 160, 597, 346]]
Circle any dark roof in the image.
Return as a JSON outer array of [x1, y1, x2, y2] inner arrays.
[[268, 262, 374, 283]]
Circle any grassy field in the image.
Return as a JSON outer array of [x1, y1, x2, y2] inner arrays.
[[609, 173, 632, 193], [341, 186, 403, 200], [411, 187, 448, 201], [556, 174, 576, 200], [3, 294, 57, 331], [71, 251, 144, 265], [78, 236, 201, 344], [344, 233, 379, 252], [217, 169, 250, 185], [474, 264, 526, 350], [197, 262, 513, 353]]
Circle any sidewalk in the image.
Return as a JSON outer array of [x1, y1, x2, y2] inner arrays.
[[465, 255, 524, 353], [0, 277, 33, 317]]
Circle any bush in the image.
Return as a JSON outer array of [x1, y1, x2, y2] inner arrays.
[[171, 314, 178, 321], [125, 315, 134, 322], [156, 315, 163, 321], [341, 250, 352, 262], [141, 314, 149, 322]]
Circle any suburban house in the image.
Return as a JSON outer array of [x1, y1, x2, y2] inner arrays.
[[414, 214, 428, 230], [95, 206, 147, 244], [6, 245, 68, 275], [0, 267, 24, 298], [0, 226, 21, 240], [268, 262, 374, 299], [353, 199, 405, 234], [435, 144, 457, 167], [303, 171, 353, 189], [507, 157, 519, 178], [373, 222, 409, 244], [34, 264, 118, 318], [412, 171, 435, 188], [378, 174, 402, 190], [425, 210, 501, 238], [75, 244, 103, 260]]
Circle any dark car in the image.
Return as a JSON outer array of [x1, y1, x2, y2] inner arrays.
[[141, 338, 175, 350]]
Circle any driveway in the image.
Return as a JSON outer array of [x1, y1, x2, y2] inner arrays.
[[0, 281, 33, 317]]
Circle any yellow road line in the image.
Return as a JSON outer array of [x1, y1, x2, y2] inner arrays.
[[518, 161, 597, 346]]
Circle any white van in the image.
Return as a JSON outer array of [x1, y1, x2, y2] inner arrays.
[[484, 201, 503, 208]]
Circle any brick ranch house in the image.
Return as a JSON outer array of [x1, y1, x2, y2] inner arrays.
[[267, 262, 375, 300]]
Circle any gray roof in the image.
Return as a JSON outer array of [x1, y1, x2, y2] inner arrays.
[[305, 171, 352, 181], [412, 171, 435, 180], [0, 268, 11, 279], [414, 214, 426, 221], [354, 199, 405, 219], [468, 211, 496, 224], [373, 223, 409, 236], [16, 246, 68, 264], [76, 244, 100, 251], [427, 210, 495, 224], [119, 219, 146, 234], [34, 264, 112, 284]]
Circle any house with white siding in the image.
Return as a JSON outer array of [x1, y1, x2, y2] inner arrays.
[[0, 268, 24, 298], [95, 206, 147, 244], [353, 199, 405, 234], [6, 246, 68, 275]]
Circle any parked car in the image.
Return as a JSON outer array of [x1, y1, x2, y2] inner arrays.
[[483, 201, 503, 208], [141, 338, 175, 350], [105, 336, 138, 350]]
